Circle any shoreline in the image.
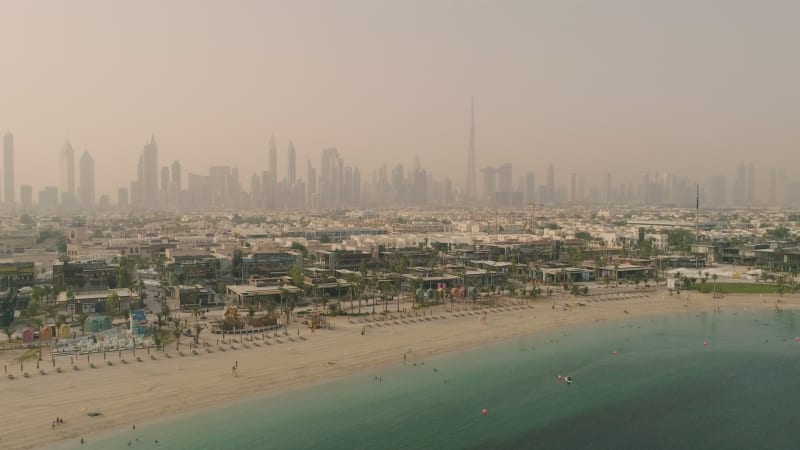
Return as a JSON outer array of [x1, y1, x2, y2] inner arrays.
[[2, 291, 797, 450]]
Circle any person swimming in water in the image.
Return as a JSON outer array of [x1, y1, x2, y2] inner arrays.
[[565, 376, 573, 384]]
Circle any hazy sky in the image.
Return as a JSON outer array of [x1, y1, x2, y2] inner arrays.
[[1, 0, 798, 197]]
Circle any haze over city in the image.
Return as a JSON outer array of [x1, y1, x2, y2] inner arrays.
[[1, 0, 799, 203]]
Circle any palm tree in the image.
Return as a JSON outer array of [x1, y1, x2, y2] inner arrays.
[[777, 275, 786, 297], [106, 291, 120, 322], [66, 288, 76, 322], [172, 319, 184, 350], [711, 274, 718, 297]]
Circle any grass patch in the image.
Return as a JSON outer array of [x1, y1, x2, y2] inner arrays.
[[15, 348, 39, 363]]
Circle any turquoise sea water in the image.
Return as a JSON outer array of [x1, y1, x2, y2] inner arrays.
[[67, 310, 800, 450]]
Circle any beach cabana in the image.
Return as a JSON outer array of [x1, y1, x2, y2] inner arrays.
[[21, 327, 34, 343], [39, 326, 53, 341], [57, 324, 71, 339], [83, 315, 111, 333]]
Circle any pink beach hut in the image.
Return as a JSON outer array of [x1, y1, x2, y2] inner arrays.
[[21, 327, 35, 343]]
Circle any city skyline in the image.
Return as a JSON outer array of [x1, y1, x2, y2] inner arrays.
[[1, 1, 799, 200], [0, 126, 793, 210]]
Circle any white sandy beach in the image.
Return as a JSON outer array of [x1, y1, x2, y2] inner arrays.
[[1, 291, 797, 450]]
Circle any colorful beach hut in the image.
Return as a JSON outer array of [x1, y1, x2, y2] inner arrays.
[[39, 326, 53, 341], [57, 324, 71, 339], [21, 327, 34, 343], [83, 314, 111, 333]]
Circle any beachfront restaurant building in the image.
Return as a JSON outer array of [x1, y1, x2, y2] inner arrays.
[[56, 288, 138, 315], [226, 284, 301, 307], [164, 285, 219, 310]]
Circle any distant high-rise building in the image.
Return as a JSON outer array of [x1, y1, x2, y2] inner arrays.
[[321, 148, 342, 207], [306, 159, 317, 208], [287, 141, 296, 186], [570, 173, 577, 203], [466, 98, 477, 202], [20, 185, 33, 210], [161, 166, 170, 207], [546, 163, 555, 203], [524, 172, 535, 204], [171, 160, 182, 207], [353, 167, 361, 206], [98, 195, 110, 210], [135, 135, 159, 208], [481, 167, 496, 202], [391, 164, 405, 205], [269, 135, 278, 180], [118, 187, 129, 208], [78, 149, 95, 208], [38, 186, 59, 209], [60, 140, 76, 207], [496, 163, 512, 194], [264, 136, 278, 208], [709, 175, 726, 206], [746, 163, 755, 205], [3, 132, 14, 207], [604, 173, 613, 203]]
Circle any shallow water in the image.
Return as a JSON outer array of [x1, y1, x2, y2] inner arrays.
[[66, 310, 800, 450]]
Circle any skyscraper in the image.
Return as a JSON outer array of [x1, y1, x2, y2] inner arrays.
[[78, 149, 95, 208], [160, 166, 170, 207], [266, 135, 278, 208], [481, 167, 496, 203], [321, 148, 342, 207], [570, 173, 577, 203], [3, 132, 14, 207], [746, 163, 755, 205], [287, 141, 296, 187], [135, 135, 159, 208], [524, 172, 535, 204], [546, 163, 555, 203], [118, 187, 129, 209], [171, 160, 182, 208], [20, 185, 33, 210], [60, 140, 76, 206], [466, 98, 477, 202], [306, 159, 317, 208]]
